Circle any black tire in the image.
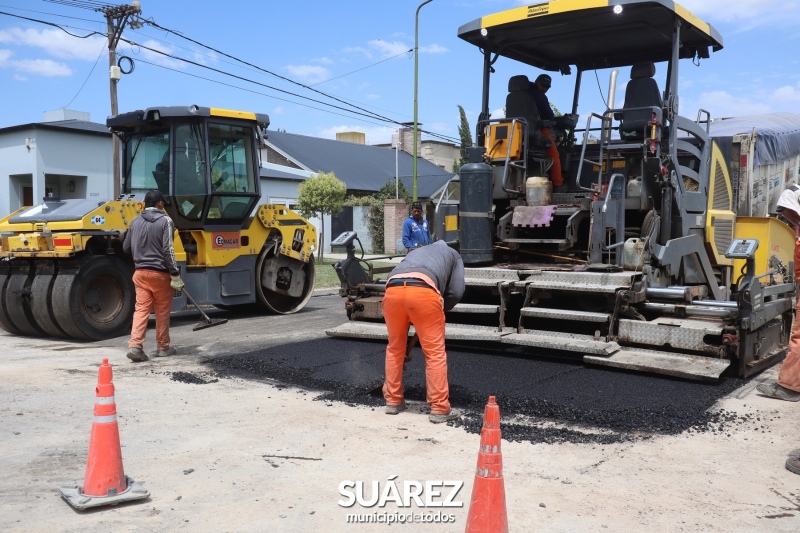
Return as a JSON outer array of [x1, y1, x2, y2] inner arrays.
[[0, 263, 22, 335], [51, 256, 135, 341], [30, 261, 68, 338], [4, 262, 45, 337], [254, 243, 315, 314]]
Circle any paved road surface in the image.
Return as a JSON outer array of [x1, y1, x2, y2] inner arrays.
[[1, 290, 798, 532]]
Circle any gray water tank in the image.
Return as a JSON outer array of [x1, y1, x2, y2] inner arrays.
[[458, 162, 494, 264]]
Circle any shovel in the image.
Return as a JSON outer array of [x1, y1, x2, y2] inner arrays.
[[182, 287, 228, 331], [403, 332, 419, 370]]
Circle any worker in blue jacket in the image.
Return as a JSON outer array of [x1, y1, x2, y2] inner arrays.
[[402, 201, 431, 252]]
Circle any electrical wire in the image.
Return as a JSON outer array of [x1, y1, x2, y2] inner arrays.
[[123, 36, 458, 143], [1, 8, 461, 144], [61, 41, 105, 109], [132, 58, 395, 129]]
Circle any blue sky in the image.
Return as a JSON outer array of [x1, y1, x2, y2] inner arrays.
[[0, 0, 799, 146]]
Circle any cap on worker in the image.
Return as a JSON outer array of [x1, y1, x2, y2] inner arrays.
[[777, 185, 800, 215], [412, 201, 423, 210], [144, 189, 165, 207], [535, 74, 552, 88]]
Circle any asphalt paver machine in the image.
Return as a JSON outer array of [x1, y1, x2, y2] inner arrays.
[[328, 1, 796, 381]]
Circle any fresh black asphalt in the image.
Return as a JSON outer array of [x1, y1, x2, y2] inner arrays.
[[205, 314, 767, 445]]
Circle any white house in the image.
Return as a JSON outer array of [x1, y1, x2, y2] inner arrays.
[[0, 110, 114, 218]]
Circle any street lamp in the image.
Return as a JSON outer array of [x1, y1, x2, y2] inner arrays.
[[413, 0, 433, 202]]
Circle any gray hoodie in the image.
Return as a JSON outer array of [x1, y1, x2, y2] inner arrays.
[[388, 240, 465, 311], [123, 208, 180, 275]]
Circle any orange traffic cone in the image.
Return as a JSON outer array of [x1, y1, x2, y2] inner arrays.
[[60, 358, 149, 510], [464, 395, 508, 533]]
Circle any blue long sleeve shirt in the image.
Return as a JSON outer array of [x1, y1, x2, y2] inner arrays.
[[402, 216, 431, 250]]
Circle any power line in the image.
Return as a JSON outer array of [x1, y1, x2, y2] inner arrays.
[[0, 3, 104, 24], [61, 41, 105, 108], [142, 18, 404, 127], [120, 35, 458, 143], [133, 58, 396, 129], [0, 8, 460, 144], [311, 49, 411, 86]]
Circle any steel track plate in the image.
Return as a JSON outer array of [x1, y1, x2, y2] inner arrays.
[[584, 349, 730, 381]]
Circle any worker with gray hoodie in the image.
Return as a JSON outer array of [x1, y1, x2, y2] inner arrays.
[[123, 190, 184, 362]]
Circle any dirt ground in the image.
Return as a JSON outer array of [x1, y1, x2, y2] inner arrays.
[[1, 295, 799, 532]]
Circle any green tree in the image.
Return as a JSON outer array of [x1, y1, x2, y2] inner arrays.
[[454, 105, 473, 172], [365, 180, 411, 254], [296, 171, 347, 262]]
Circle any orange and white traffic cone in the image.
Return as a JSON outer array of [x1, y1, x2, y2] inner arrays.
[[60, 358, 149, 510], [464, 395, 508, 533]]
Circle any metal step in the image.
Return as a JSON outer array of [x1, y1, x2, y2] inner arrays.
[[450, 303, 500, 314], [502, 331, 620, 355], [520, 307, 609, 322], [325, 322, 511, 342], [584, 348, 730, 381]]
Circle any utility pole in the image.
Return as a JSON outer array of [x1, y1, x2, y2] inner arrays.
[[413, 0, 433, 202], [99, 2, 142, 198]]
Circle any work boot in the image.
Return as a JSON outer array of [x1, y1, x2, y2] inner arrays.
[[126, 347, 148, 363], [429, 410, 459, 424], [385, 401, 407, 415], [786, 457, 800, 475], [756, 382, 800, 402], [155, 347, 177, 357]]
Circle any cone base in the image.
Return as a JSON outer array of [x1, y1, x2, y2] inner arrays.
[[60, 476, 150, 510]]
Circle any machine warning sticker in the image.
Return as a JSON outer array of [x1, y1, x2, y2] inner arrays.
[[91, 216, 105, 225], [212, 232, 241, 249]]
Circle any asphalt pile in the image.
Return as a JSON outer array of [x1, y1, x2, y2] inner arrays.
[[208, 337, 757, 445]]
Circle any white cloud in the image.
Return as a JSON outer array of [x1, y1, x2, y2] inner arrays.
[[314, 56, 333, 65], [272, 106, 285, 115], [365, 93, 379, 100], [425, 122, 450, 133], [675, 0, 800, 31], [420, 44, 448, 54], [0, 49, 71, 76], [772, 84, 800, 104], [282, 64, 331, 83], [317, 124, 398, 145], [190, 49, 217, 67], [138, 39, 185, 69], [369, 39, 411, 58], [691, 90, 772, 118], [344, 46, 371, 58], [0, 28, 105, 60]]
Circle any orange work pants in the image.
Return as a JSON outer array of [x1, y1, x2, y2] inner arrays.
[[541, 128, 563, 186], [778, 299, 800, 392], [128, 270, 173, 351], [382, 285, 451, 414]]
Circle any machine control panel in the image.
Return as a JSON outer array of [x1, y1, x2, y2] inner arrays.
[[331, 231, 358, 247], [725, 238, 759, 259]]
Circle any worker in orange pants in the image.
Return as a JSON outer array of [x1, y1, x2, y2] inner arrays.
[[382, 240, 465, 423]]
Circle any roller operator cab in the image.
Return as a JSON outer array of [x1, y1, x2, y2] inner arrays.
[[328, 1, 796, 381], [0, 105, 317, 341]]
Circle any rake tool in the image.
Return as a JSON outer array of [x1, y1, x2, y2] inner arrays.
[[182, 287, 228, 331]]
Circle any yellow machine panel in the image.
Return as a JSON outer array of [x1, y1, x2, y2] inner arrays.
[[734, 216, 795, 283], [484, 122, 523, 161]]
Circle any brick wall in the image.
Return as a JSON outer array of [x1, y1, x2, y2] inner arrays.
[[383, 199, 407, 254]]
